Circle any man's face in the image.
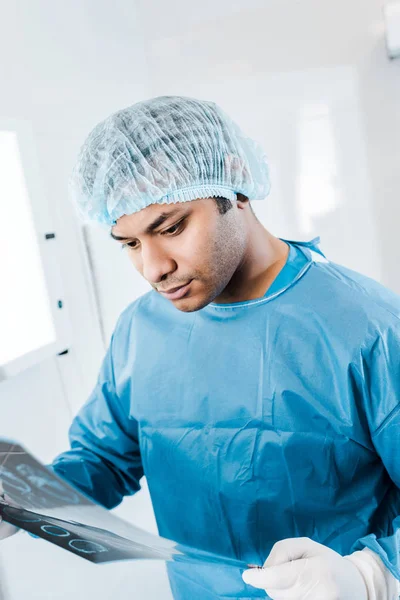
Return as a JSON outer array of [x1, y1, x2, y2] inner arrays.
[[111, 198, 248, 312]]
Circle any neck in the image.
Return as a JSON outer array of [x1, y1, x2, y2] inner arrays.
[[214, 223, 289, 304]]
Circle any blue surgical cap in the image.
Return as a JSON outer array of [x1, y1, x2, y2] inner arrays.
[[70, 96, 271, 226]]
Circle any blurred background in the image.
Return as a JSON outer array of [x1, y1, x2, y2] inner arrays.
[[0, 0, 399, 597]]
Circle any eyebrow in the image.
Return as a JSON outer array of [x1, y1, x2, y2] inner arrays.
[[110, 209, 183, 241]]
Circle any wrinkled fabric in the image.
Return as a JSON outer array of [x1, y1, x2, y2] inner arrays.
[[53, 239, 400, 598], [69, 96, 270, 226]]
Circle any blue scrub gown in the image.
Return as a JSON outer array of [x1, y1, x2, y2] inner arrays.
[[53, 239, 400, 598]]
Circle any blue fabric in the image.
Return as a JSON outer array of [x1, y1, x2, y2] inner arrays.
[[262, 239, 311, 297], [53, 239, 400, 597], [69, 96, 270, 227]]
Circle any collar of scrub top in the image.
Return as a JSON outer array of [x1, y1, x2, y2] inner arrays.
[[282, 236, 327, 260], [207, 237, 328, 310]]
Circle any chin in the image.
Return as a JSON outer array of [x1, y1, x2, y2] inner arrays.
[[172, 294, 211, 313]]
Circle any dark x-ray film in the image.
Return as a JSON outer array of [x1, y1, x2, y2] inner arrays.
[[0, 439, 256, 569]]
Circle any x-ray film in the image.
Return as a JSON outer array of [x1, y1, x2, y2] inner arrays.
[[0, 439, 256, 569]]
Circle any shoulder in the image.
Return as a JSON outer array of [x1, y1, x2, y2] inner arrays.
[[308, 259, 400, 327]]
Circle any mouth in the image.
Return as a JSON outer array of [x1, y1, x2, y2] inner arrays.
[[158, 280, 193, 301]]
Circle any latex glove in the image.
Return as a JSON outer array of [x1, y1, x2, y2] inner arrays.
[[347, 548, 400, 600], [0, 515, 19, 541], [242, 537, 367, 600]]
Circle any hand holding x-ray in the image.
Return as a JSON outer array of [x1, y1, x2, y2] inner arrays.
[[0, 482, 19, 541], [0, 516, 18, 541]]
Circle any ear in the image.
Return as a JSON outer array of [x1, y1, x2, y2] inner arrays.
[[236, 193, 250, 209]]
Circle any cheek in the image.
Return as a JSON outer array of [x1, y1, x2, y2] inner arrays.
[[175, 230, 214, 271], [128, 251, 143, 274]]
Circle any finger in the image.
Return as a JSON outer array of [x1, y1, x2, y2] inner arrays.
[[243, 559, 306, 591], [243, 568, 270, 590], [265, 537, 319, 567], [0, 521, 19, 540]]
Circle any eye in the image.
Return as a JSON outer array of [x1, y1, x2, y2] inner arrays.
[[162, 219, 185, 236], [122, 240, 140, 251]]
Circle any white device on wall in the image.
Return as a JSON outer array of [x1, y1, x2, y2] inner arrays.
[[384, 1, 400, 59], [0, 119, 71, 382]]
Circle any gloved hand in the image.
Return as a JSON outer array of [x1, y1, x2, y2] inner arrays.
[[0, 515, 19, 541], [242, 537, 368, 600]]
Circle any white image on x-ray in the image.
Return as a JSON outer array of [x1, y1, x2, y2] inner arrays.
[[0, 463, 80, 508], [68, 540, 108, 554], [16, 464, 80, 505], [41, 525, 70, 537], [0, 466, 31, 496]]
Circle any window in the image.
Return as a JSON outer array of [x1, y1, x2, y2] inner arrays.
[[0, 130, 57, 376]]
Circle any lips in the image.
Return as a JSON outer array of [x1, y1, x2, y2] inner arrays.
[[161, 284, 188, 294], [158, 281, 192, 300]]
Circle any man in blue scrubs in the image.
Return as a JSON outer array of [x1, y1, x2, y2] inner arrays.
[[8, 96, 400, 598]]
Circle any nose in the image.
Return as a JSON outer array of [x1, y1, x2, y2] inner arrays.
[[141, 241, 176, 284]]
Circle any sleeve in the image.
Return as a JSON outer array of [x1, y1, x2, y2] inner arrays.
[[346, 548, 400, 599], [51, 329, 144, 509], [351, 326, 400, 582]]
